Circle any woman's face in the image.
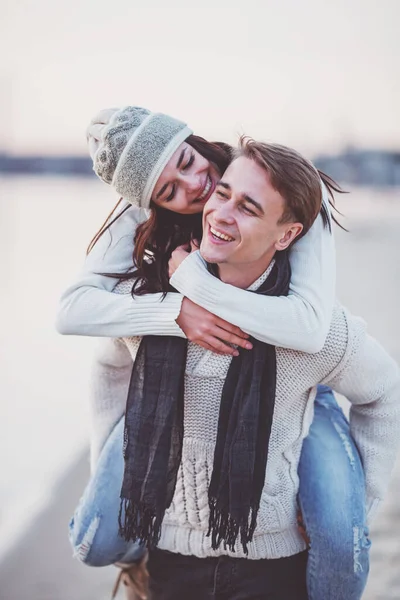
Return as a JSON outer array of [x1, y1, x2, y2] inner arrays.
[[151, 142, 220, 214]]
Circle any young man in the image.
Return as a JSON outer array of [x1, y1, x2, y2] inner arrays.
[[119, 139, 400, 599], [65, 138, 399, 600]]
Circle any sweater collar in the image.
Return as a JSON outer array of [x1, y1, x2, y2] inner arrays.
[[206, 256, 276, 292], [246, 259, 276, 292]]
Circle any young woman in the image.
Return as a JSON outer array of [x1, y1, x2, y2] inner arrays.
[[58, 106, 370, 600]]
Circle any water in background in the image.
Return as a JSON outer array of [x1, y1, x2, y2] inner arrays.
[[1, 176, 399, 562], [0, 176, 118, 561]]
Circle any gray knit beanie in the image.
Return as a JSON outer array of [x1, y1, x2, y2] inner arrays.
[[87, 106, 193, 208]]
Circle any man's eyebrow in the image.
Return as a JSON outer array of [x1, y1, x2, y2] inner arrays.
[[218, 181, 264, 214], [243, 194, 264, 214], [217, 181, 231, 190]]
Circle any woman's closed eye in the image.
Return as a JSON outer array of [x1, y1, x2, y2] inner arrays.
[[165, 185, 176, 202], [164, 154, 195, 202], [182, 153, 195, 171]]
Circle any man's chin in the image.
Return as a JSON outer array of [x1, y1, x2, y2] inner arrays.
[[200, 242, 223, 265]]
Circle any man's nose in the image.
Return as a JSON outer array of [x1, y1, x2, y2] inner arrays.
[[214, 203, 235, 224]]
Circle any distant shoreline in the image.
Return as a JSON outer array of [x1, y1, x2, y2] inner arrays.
[[0, 154, 93, 177], [1, 148, 400, 186]]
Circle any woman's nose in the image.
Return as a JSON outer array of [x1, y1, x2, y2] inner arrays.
[[179, 174, 203, 196]]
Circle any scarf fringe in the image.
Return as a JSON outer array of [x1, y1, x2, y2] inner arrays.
[[207, 498, 258, 555], [118, 498, 163, 548]]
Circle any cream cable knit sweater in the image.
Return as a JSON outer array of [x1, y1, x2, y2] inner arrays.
[[57, 203, 400, 558], [113, 270, 400, 560]]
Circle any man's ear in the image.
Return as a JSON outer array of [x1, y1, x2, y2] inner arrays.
[[275, 223, 303, 251]]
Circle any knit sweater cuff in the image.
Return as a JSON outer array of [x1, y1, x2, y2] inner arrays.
[[170, 251, 219, 309], [126, 292, 186, 337]]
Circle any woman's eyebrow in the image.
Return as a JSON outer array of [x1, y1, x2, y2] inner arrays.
[[156, 183, 169, 199], [156, 148, 186, 199], [176, 148, 186, 169]]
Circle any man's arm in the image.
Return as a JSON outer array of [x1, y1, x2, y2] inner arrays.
[[325, 311, 400, 519]]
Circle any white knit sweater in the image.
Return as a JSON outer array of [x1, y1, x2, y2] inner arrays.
[[114, 269, 400, 560], [56, 200, 335, 351]]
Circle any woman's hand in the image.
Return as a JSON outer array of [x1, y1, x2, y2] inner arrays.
[[169, 241, 199, 278], [176, 298, 253, 356]]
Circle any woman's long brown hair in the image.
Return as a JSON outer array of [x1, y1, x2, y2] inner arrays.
[[87, 134, 345, 296]]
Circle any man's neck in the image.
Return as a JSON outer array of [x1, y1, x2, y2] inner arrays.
[[217, 253, 275, 289]]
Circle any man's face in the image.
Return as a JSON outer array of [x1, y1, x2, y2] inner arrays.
[[200, 156, 302, 273]]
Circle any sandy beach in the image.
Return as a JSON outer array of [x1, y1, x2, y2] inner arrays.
[[1, 183, 399, 599]]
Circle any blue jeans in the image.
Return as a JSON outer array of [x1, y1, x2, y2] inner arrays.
[[69, 387, 370, 599], [69, 418, 143, 566], [298, 386, 370, 600]]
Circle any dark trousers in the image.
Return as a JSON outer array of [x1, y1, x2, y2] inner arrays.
[[147, 548, 308, 600]]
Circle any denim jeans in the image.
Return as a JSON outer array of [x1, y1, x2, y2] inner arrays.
[[69, 417, 143, 566], [147, 547, 308, 600], [69, 386, 370, 599], [298, 385, 370, 600]]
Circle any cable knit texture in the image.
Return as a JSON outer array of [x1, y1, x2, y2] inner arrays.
[[88, 106, 192, 208], [57, 202, 400, 553], [108, 274, 400, 560]]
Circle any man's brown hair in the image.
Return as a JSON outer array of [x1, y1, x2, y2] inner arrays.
[[237, 138, 325, 240]]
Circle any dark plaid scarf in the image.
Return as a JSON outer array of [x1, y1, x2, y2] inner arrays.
[[119, 250, 291, 554]]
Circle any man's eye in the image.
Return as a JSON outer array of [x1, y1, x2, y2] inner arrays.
[[216, 189, 229, 199], [242, 205, 256, 216], [182, 154, 195, 171]]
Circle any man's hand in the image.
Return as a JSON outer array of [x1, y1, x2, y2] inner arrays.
[[169, 241, 199, 278], [176, 298, 253, 356]]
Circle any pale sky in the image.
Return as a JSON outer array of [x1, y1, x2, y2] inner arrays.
[[1, 0, 399, 155]]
